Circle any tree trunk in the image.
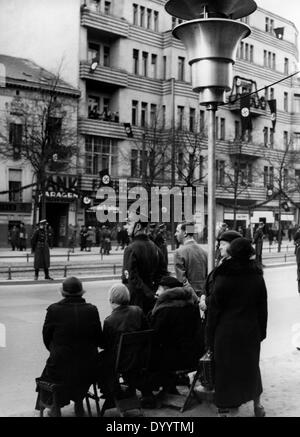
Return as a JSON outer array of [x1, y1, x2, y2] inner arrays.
[[278, 193, 282, 253]]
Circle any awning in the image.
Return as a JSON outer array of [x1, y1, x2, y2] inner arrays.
[[224, 213, 249, 221]]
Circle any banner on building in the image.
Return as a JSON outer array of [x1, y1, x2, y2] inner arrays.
[[240, 94, 252, 134], [268, 99, 277, 132]]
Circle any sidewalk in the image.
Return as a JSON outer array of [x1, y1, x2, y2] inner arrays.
[[6, 350, 300, 417]]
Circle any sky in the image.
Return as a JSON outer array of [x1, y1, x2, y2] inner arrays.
[[258, 0, 300, 34]]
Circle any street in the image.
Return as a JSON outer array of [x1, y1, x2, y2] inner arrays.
[[0, 266, 300, 417]]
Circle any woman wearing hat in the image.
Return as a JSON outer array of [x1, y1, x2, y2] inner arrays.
[[206, 238, 268, 417], [37, 277, 103, 417]]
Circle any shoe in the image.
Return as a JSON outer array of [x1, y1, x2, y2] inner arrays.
[[254, 405, 266, 417], [45, 277, 54, 280]]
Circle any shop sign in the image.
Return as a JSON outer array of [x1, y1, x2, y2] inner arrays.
[[45, 191, 78, 200]]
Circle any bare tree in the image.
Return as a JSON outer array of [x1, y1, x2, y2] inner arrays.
[[0, 73, 79, 227]]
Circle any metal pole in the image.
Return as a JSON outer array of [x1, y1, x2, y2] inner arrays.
[[171, 77, 176, 250], [207, 104, 217, 272]]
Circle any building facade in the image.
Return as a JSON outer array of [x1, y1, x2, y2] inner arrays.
[[0, 0, 300, 242], [0, 55, 80, 247]]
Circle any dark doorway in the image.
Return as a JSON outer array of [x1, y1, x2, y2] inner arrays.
[[46, 203, 69, 247]]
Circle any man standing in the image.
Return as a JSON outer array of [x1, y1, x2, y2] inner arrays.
[[122, 213, 168, 314], [174, 222, 208, 298], [31, 219, 53, 280], [253, 221, 265, 265]]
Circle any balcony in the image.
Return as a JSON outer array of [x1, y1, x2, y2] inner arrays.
[[81, 8, 129, 39], [216, 185, 267, 203], [80, 62, 128, 88], [79, 118, 129, 140], [228, 141, 262, 158], [226, 94, 268, 117], [0, 202, 32, 213]]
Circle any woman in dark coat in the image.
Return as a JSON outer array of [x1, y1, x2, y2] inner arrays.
[[149, 276, 203, 393], [206, 237, 268, 417], [38, 276, 103, 416]]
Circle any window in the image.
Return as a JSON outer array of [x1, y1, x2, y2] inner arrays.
[[133, 4, 138, 25], [150, 104, 157, 127], [216, 160, 225, 186], [147, 9, 152, 29], [132, 100, 138, 126], [294, 95, 300, 113], [263, 127, 269, 147], [265, 17, 269, 32], [151, 54, 157, 79], [189, 108, 195, 132], [141, 102, 148, 127], [270, 19, 274, 33], [236, 162, 252, 186], [250, 45, 254, 62], [163, 56, 167, 80], [293, 133, 300, 150], [9, 123, 22, 160], [284, 131, 289, 148], [272, 53, 276, 69], [178, 57, 185, 81], [239, 42, 244, 59], [270, 88, 275, 100], [85, 136, 118, 176], [142, 51, 148, 76], [200, 110, 205, 133], [270, 128, 274, 147], [284, 58, 289, 75], [264, 166, 274, 187], [88, 42, 100, 63], [235, 121, 241, 139], [162, 105, 166, 129], [140, 6, 145, 27], [284, 92, 289, 112], [220, 118, 226, 140], [9, 169, 22, 202], [133, 49, 139, 74], [245, 44, 249, 61], [104, 1, 111, 15], [154, 11, 159, 31], [103, 46, 110, 67], [177, 106, 184, 130], [47, 117, 62, 148], [263, 50, 267, 67]]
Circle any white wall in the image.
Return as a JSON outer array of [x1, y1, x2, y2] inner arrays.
[[0, 0, 81, 87]]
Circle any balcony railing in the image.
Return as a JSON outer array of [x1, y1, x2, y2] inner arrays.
[[228, 141, 262, 158], [80, 62, 128, 88], [81, 8, 129, 38], [78, 118, 129, 140], [226, 94, 268, 117], [0, 202, 32, 213]]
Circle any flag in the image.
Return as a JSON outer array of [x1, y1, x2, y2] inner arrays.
[[240, 94, 252, 135], [124, 123, 133, 138], [268, 99, 277, 132], [99, 169, 112, 187], [274, 27, 284, 39]]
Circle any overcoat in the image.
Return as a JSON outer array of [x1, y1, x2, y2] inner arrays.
[[122, 234, 168, 314], [31, 228, 50, 269], [206, 259, 268, 409], [41, 296, 103, 405], [149, 286, 204, 371]]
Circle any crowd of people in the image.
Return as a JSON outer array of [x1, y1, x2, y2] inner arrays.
[[36, 214, 269, 418]]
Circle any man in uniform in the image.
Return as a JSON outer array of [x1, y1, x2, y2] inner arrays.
[[122, 213, 168, 315], [253, 221, 265, 265], [31, 219, 53, 281]]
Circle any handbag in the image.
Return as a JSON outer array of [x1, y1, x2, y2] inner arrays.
[[199, 349, 215, 391]]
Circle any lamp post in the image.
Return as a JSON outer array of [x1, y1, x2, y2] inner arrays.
[[165, 0, 256, 272]]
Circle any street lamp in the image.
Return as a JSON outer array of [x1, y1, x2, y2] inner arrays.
[[165, 0, 256, 271]]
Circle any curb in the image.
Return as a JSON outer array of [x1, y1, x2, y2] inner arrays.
[[0, 262, 296, 286]]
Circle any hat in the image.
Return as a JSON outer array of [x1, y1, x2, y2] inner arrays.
[[39, 219, 47, 225], [217, 230, 242, 243], [61, 277, 85, 297], [158, 276, 183, 288], [228, 237, 255, 260]]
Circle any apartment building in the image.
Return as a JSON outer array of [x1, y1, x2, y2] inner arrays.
[[0, 0, 299, 237]]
